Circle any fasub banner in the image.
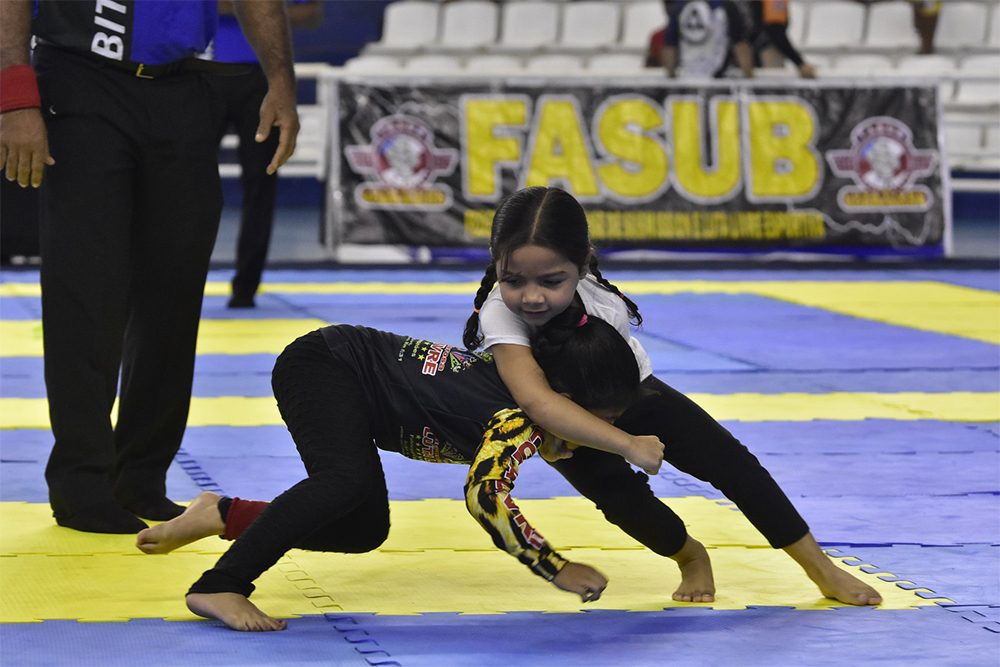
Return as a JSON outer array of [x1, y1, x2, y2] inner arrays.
[[332, 79, 947, 257]]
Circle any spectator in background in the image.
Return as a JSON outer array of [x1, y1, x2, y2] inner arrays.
[[663, 0, 754, 79], [212, 0, 321, 309], [747, 1, 816, 78], [644, 2, 676, 68]]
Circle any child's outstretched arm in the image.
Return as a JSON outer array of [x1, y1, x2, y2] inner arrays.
[[465, 409, 607, 603], [492, 343, 663, 474]]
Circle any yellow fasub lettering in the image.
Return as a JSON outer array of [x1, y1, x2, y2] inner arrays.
[[462, 97, 527, 199], [747, 100, 819, 201], [524, 98, 600, 197], [670, 98, 741, 202], [595, 98, 668, 199]]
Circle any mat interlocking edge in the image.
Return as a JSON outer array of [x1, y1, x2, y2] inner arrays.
[[1, 497, 943, 624]]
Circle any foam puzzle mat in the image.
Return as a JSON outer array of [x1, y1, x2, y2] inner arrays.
[[1, 267, 998, 667]]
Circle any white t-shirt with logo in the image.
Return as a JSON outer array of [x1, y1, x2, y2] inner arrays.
[[479, 273, 653, 380]]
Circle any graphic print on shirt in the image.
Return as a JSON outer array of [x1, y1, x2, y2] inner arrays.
[[677, 1, 731, 78], [400, 425, 468, 464], [464, 409, 567, 581], [398, 337, 492, 377]]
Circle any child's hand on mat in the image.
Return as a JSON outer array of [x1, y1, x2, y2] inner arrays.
[[626, 435, 664, 475], [553, 562, 608, 603]]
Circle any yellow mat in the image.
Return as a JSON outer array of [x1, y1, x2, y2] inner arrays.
[[0, 319, 327, 357], [0, 498, 944, 623], [2, 391, 997, 429]]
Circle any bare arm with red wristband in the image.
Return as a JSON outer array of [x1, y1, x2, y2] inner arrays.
[[0, 0, 54, 188]]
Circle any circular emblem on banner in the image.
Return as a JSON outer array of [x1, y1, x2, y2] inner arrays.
[[372, 117, 435, 188]]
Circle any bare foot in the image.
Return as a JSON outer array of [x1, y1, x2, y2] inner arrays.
[[136, 491, 224, 554], [813, 565, 883, 606], [186, 592, 287, 632], [670, 537, 716, 603]]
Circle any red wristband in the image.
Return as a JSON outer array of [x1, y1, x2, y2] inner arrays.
[[0, 65, 42, 114]]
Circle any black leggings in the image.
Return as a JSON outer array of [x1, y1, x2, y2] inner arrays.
[[550, 376, 809, 556], [189, 331, 390, 597]]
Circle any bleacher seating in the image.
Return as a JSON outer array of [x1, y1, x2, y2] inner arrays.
[[555, 1, 621, 52], [802, 1, 867, 51], [827, 53, 896, 76], [523, 53, 585, 72], [618, 1, 666, 52], [492, 1, 560, 53], [258, 1, 1000, 181], [363, 1, 439, 55], [864, 1, 921, 52], [935, 2, 992, 52], [588, 52, 646, 72], [955, 53, 1000, 104], [433, 0, 500, 52], [465, 54, 523, 72], [896, 54, 959, 100]]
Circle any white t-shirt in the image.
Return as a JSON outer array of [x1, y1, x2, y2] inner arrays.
[[479, 273, 653, 380]]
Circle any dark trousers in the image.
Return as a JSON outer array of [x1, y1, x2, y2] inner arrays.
[[35, 46, 224, 516], [190, 331, 391, 597], [551, 375, 810, 555], [210, 66, 279, 299]]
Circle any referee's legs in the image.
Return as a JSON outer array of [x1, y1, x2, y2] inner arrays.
[[112, 72, 224, 519]]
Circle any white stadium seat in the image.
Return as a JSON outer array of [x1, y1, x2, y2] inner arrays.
[[556, 1, 621, 51], [494, 2, 560, 53], [989, 5, 1000, 48], [620, 1, 667, 50], [955, 54, 1000, 104], [865, 1, 921, 51], [524, 53, 585, 72], [437, 1, 500, 51], [404, 54, 464, 71], [465, 54, 523, 73], [364, 1, 440, 53], [895, 54, 959, 101], [935, 2, 991, 51], [945, 125, 984, 155], [826, 53, 895, 76], [802, 1, 866, 50], [588, 52, 645, 72], [343, 55, 404, 73], [787, 0, 808, 47]]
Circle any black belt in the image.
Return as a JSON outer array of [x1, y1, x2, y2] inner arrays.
[[36, 43, 254, 79], [99, 56, 254, 79]]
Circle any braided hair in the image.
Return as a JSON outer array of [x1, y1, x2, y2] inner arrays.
[[462, 186, 642, 349], [532, 305, 640, 412]]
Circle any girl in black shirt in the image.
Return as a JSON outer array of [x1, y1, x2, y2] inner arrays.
[[136, 316, 645, 631]]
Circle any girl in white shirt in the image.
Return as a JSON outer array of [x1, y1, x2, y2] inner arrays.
[[462, 186, 882, 607]]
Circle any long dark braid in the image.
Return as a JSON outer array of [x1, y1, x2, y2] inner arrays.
[[588, 256, 642, 327], [462, 263, 497, 350]]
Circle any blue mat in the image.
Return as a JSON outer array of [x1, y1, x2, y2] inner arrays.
[[0, 455, 203, 504], [659, 369, 1000, 394], [3, 608, 995, 667], [0, 617, 375, 667], [0, 296, 40, 320], [834, 544, 1000, 606], [803, 493, 1000, 546], [723, 420, 1000, 455], [759, 451, 999, 498], [324, 608, 997, 667], [639, 293, 998, 372]]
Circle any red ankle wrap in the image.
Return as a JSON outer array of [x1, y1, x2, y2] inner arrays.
[[223, 497, 269, 540]]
